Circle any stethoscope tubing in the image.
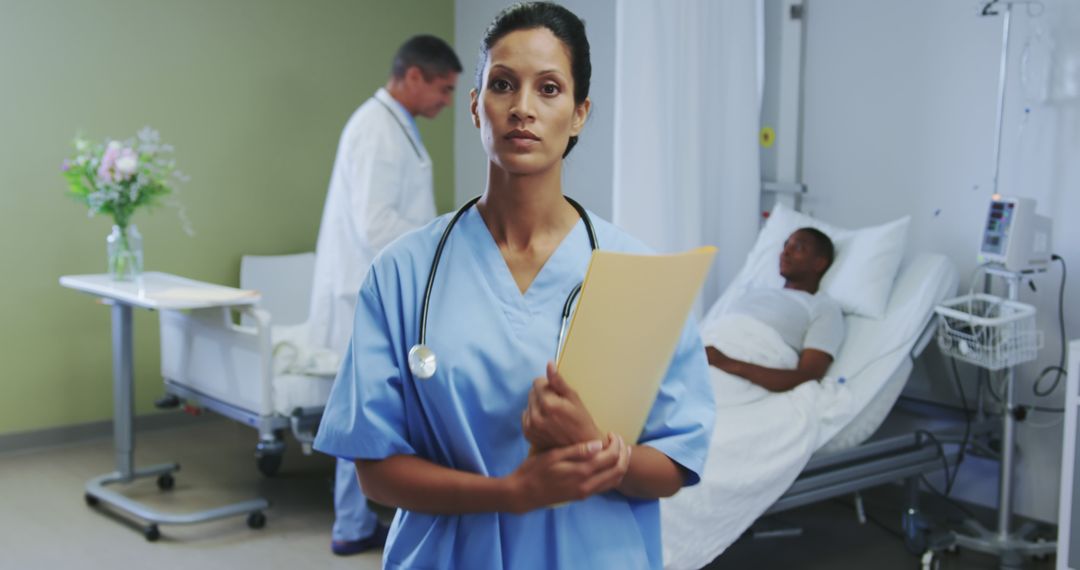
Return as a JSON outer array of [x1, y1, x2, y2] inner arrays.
[[556, 282, 584, 361], [412, 195, 596, 377], [417, 195, 481, 343], [375, 97, 424, 160]]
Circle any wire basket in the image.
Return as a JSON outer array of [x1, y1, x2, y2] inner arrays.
[[934, 294, 1042, 371]]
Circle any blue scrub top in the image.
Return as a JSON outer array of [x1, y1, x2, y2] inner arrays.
[[314, 207, 715, 570]]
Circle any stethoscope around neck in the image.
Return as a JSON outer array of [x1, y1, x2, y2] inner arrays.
[[375, 96, 424, 160], [407, 195, 598, 380]]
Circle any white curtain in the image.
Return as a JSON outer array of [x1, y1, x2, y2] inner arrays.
[[612, 0, 762, 313]]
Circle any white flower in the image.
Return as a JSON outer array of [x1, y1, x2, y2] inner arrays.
[[115, 151, 138, 178]]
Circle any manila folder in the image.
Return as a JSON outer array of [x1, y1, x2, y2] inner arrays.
[[556, 246, 716, 444]]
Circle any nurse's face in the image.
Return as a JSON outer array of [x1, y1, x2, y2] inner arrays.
[[471, 27, 590, 175]]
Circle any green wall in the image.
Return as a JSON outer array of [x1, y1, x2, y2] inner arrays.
[[0, 0, 456, 435]]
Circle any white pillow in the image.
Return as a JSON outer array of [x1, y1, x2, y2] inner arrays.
[[740, 203, 910, 319]]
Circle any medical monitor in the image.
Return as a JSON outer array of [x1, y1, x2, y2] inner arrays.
[[977, 196, 1052, 272]]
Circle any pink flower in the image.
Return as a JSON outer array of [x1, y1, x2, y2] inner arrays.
[[96, 141, 138, 183], [97, 141, 121, 183]]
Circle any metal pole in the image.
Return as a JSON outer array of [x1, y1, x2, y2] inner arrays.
[[110, 302, 134, 480], [991, 3, 1012, 197], [995, 274, 1021, 538], [795, 0, 809, 213], [997, 367, 1016, 538]]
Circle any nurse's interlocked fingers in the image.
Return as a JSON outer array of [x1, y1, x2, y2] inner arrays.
[[508, 438, 606, 511], [521, 362, 602, 451], [578, 433, 631, 496]]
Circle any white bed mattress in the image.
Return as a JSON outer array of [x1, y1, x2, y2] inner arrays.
[[816, 253, 957, 452], [660, 253, 957, 570]]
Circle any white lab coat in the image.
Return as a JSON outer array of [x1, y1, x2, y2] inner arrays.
[[307, 88, 435, 355]]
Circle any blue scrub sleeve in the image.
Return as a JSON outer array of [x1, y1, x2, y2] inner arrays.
[[636, 318, 715, 486], [314, 269, 416, 461]]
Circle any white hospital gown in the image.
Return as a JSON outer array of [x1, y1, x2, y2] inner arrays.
[[726, 288, 844, 356]]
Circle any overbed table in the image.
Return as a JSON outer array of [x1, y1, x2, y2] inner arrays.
[[59, 272, 269, 541]]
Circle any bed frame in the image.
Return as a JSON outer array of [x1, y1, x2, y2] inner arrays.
[[157, 253, 326, 478]]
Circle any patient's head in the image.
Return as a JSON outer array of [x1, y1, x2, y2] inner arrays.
[[779, 227, 834, 290]]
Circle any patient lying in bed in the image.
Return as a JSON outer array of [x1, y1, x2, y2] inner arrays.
[[704, 228, 844, 394]]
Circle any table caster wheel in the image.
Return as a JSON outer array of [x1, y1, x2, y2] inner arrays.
[[156, 473, 175, 491], [144, 524, 161, 542], [247, 511, 266, 529]]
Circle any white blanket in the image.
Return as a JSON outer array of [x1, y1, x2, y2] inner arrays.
[[703, 314, 797, 407], [661, 314, 852, 570]]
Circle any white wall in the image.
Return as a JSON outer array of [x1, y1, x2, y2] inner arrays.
[[800, 0, 1080, 522], [454, 0, 616, 218]]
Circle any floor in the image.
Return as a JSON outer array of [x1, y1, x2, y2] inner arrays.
[[0, 415, 1057, 569], [710, 488, 1056, 569], [0, 415, 380, 570]]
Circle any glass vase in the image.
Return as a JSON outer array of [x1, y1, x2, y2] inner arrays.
[[106, 224, 143, 281]]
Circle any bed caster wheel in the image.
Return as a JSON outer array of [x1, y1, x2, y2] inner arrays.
[[156, 473, 175, 491], [247, 511, 267, 530], [902, 510, 929, 555], [144, 524, 161, 542], [153, 393, 181, 409], [256, 438, 286, 477], [256, 453, 283, 477], [84, 493, 99, 507], [919, 550, 941, 570], [1032, 537, 1052, 561], [905, 532, 928, 555]]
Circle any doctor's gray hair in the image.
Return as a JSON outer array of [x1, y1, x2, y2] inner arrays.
[[476, 2, 591, 158], [391, 35, 463, 80]]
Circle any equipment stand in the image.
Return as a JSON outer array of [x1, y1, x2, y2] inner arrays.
[[946, 267, 1054, 567]]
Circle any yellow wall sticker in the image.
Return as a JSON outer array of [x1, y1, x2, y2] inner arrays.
[[760, 126, 776, 148]]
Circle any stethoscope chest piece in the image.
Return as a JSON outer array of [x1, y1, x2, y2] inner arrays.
[[409, 344, 437, 379]]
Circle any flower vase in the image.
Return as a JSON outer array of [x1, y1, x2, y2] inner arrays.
[[106, 224, 143, 281]]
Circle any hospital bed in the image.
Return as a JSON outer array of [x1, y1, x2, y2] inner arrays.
[[157, 253, 332, 477], [661, 205, 996, 570]]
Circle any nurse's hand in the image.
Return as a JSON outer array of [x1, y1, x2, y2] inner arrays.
[[521, 362, 602, 451], [507, 432, 631, 512]]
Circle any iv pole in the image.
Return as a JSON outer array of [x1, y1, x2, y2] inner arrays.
[[944, 2, 1056, 567]]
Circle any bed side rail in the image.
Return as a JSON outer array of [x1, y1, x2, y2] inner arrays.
[[769, 416, 998, 515]]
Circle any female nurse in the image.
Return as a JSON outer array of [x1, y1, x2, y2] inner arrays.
[[313, 3, 715, 568]]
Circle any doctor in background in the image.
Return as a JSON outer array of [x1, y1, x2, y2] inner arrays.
[[307, 34, 461, 556]]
